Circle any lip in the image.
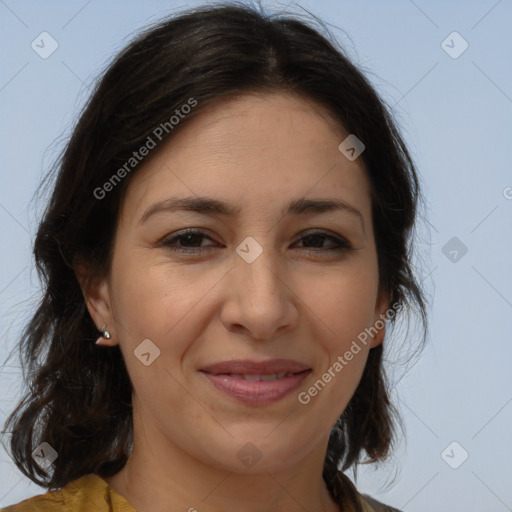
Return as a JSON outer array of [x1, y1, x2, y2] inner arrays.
[[199, 358, 311, 375], [199, 359, 312, 406]]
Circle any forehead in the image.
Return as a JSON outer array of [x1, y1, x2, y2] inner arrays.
[[166, 92, 350, 162], [118, 92, 371, 224]]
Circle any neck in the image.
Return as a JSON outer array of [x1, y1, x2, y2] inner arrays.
[[104, 408, 341, 512]]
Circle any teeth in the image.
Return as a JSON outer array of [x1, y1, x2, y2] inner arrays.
[[222, 372, 294, 381]]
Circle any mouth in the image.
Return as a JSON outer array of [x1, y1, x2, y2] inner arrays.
[[199, 358, 311, 376], [198, 359, 312, 406], [202, 371, 305, 381]]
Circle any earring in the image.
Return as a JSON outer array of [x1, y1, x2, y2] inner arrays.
[[95, 324, 111, 345], [101, 324, 111, 339]]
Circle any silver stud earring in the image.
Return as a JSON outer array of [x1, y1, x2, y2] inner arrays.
[[101, 324, 111, 339], [95, 324, 111, 345]]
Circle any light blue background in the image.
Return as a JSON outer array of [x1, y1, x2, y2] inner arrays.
[[1, 1, 511, 511]]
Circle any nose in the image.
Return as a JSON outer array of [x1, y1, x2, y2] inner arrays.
[[219, 245, 299, 341]]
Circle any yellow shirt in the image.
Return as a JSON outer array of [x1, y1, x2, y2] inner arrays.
[[0, 473, 400, 511], [1, 474, 133, 512]]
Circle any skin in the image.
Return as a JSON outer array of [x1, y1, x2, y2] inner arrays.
[[76, 92, 390, 512]]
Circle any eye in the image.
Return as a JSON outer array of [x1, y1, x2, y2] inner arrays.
[[160, 228, 353, 255], [294, 230, 353, 253], [160, 229, 217, 254]]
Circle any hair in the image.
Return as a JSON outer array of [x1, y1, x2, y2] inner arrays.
[[1, 2, 428, 510]]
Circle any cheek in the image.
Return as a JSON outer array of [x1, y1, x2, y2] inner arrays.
[[111, 261, 171, 338], [297, 262, 379, 352], [110, 249, 216, 355], [109, 252, 203, 404], [299, 273, 375, 418]]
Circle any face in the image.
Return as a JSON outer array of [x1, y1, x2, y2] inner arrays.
[[81, 92, 389, 473]]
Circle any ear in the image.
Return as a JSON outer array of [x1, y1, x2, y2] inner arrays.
[[74, 260, 118, 346], [369, 285, 391, 349]]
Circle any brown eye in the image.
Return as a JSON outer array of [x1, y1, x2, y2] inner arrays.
[[161, 229, 217, 254], [294, 231, 352, 253]]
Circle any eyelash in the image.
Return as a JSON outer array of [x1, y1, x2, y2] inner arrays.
[[160, 228, 353, 255]]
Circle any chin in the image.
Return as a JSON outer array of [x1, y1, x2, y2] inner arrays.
[[198, 435, 312, 474]]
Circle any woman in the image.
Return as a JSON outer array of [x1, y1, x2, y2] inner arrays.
[[1, 2, 427, 511]]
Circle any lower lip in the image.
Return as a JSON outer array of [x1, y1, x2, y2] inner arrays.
[[200, 370, 311, 406]]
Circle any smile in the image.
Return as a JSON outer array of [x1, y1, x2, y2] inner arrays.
[[215, 372, 297, 381], [200, 369, 311, 406]]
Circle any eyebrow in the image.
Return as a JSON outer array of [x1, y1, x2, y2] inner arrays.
[[138, 195, 365, 234]]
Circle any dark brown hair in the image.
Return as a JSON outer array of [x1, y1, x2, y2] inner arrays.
[[1, 2, 428, 510]]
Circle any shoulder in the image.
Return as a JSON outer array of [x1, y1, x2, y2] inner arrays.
[[1, 490, 65, 512], [359, 492, 404, 512], [1, 479, 71, 512], [1, 473, 121, 512], [331, 470, 403, 512]]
